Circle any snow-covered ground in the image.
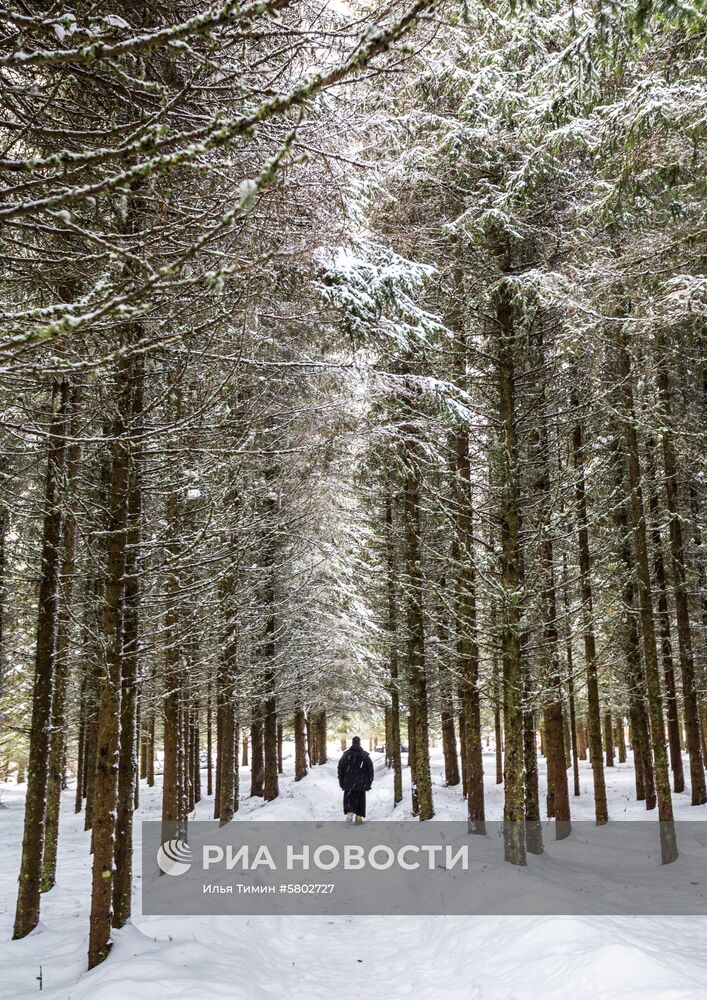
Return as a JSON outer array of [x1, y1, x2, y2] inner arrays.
[[1, 747, 706, 999]]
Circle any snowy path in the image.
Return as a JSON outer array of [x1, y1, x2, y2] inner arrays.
[[1, 748, 707, 999]]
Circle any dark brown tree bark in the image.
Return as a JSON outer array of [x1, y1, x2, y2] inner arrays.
[[617, 330, 676, 862], [214, 690, 222, 818], [522, 615, 543, 856], [146, 709, 155, 788], [523, 708, 543, 855], [42, 385, 81, 892], [617, 490, 657, 809], [139, 714, 148, 781], [655, 346, 706, 805], [0, 506, 6, 728], [603, 709, 615, 767], [134, 701, 141, 812], [217, 468, 240, 821], [263, 685, 279, 800], [452, 430, 484, 830], [250, 710, 265, 796], [14, 380, 70, 939], [88, 351, 133, 968], [218, 694, 238, 824], [294, 706, 307, 781], [409, 721, 421, 816], [529, 381, 570, 840], [305, 716, 313, 767], [448, 287, 484, 828], [436, 575, 460, 787], [402, 443, 433, 821], [685, 484, 707, 763], [494, 275, 526, 865], [206, 693, 213, 796], [562, 561, 581, 798], [260, 463, 279, 801], [493, 653, 503, 784], [316, 710, 327, 765], [570, 386, 608, 824], [75, 670, 88, 814], [161, 489, 184, 844], [83, 674, 99, 830], [113, 357, 144, 927], [616, 715, 627, 764], [216, 611, 238, 821], [646, 438, 684, 792], [384, 492, 404, 805], [439, 666, 460, 787]]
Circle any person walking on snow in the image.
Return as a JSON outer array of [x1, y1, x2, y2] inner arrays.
[[338, 736, 374, 824]]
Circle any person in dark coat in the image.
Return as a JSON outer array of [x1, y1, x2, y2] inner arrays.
[[338, 736, 374, 823]]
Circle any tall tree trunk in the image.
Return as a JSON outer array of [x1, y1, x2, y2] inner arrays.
[[84, 432, 110, 830], [655, 346, 706, 805], [493, 652, 503, 784], [494, 276, 526, 865], [263, 683, 279, 801], [316, 710, 327, 765], [408, 713, 417, 800], [305, 715, 313, 767], [83, 666, 99, 830], [562, 557, 581, 797], [523, 703, 543, 855], [14, 380, 70, 939], [294, 706, 307, 781], [686, 483, 707, 763], [617, 330, 676, 862], [616, 715, 627, 764], [570, 386, 608, 824], [402, 442, 433, 821], [448, 287, 484, 828], [385, 492, 404, 805], [113, 356, 143, 927], [217, 692, 237, 823], [161, 478, 186, 841], [217, 486, 240, 822], [134, 701, 141, 812], [206, 692, 213, 797], [603, 710, 615, 767], [617, 481, 657, 809], [521, 613, 543, 856], [75, 669, 88, 814], [646, 438, 684, 792], [250, 710, 265, 796], [0, 505, 6, 730], [277, 721, 284, 774], [529, 379, 570, 840], [452, 428, 485, 830], [457, 710, 467, 797], [147, 709, 155, 788], [42, 385, 81, 891], [439, 661, 460, 787], [88, 350, 133, 967]]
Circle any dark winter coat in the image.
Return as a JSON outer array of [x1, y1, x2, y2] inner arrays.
[[338, 744, 374, 818], [338, 745, 374, 793]]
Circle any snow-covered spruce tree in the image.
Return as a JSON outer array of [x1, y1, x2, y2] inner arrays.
[[323, 0, 704, 861], [1, 0, 442, 966]]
